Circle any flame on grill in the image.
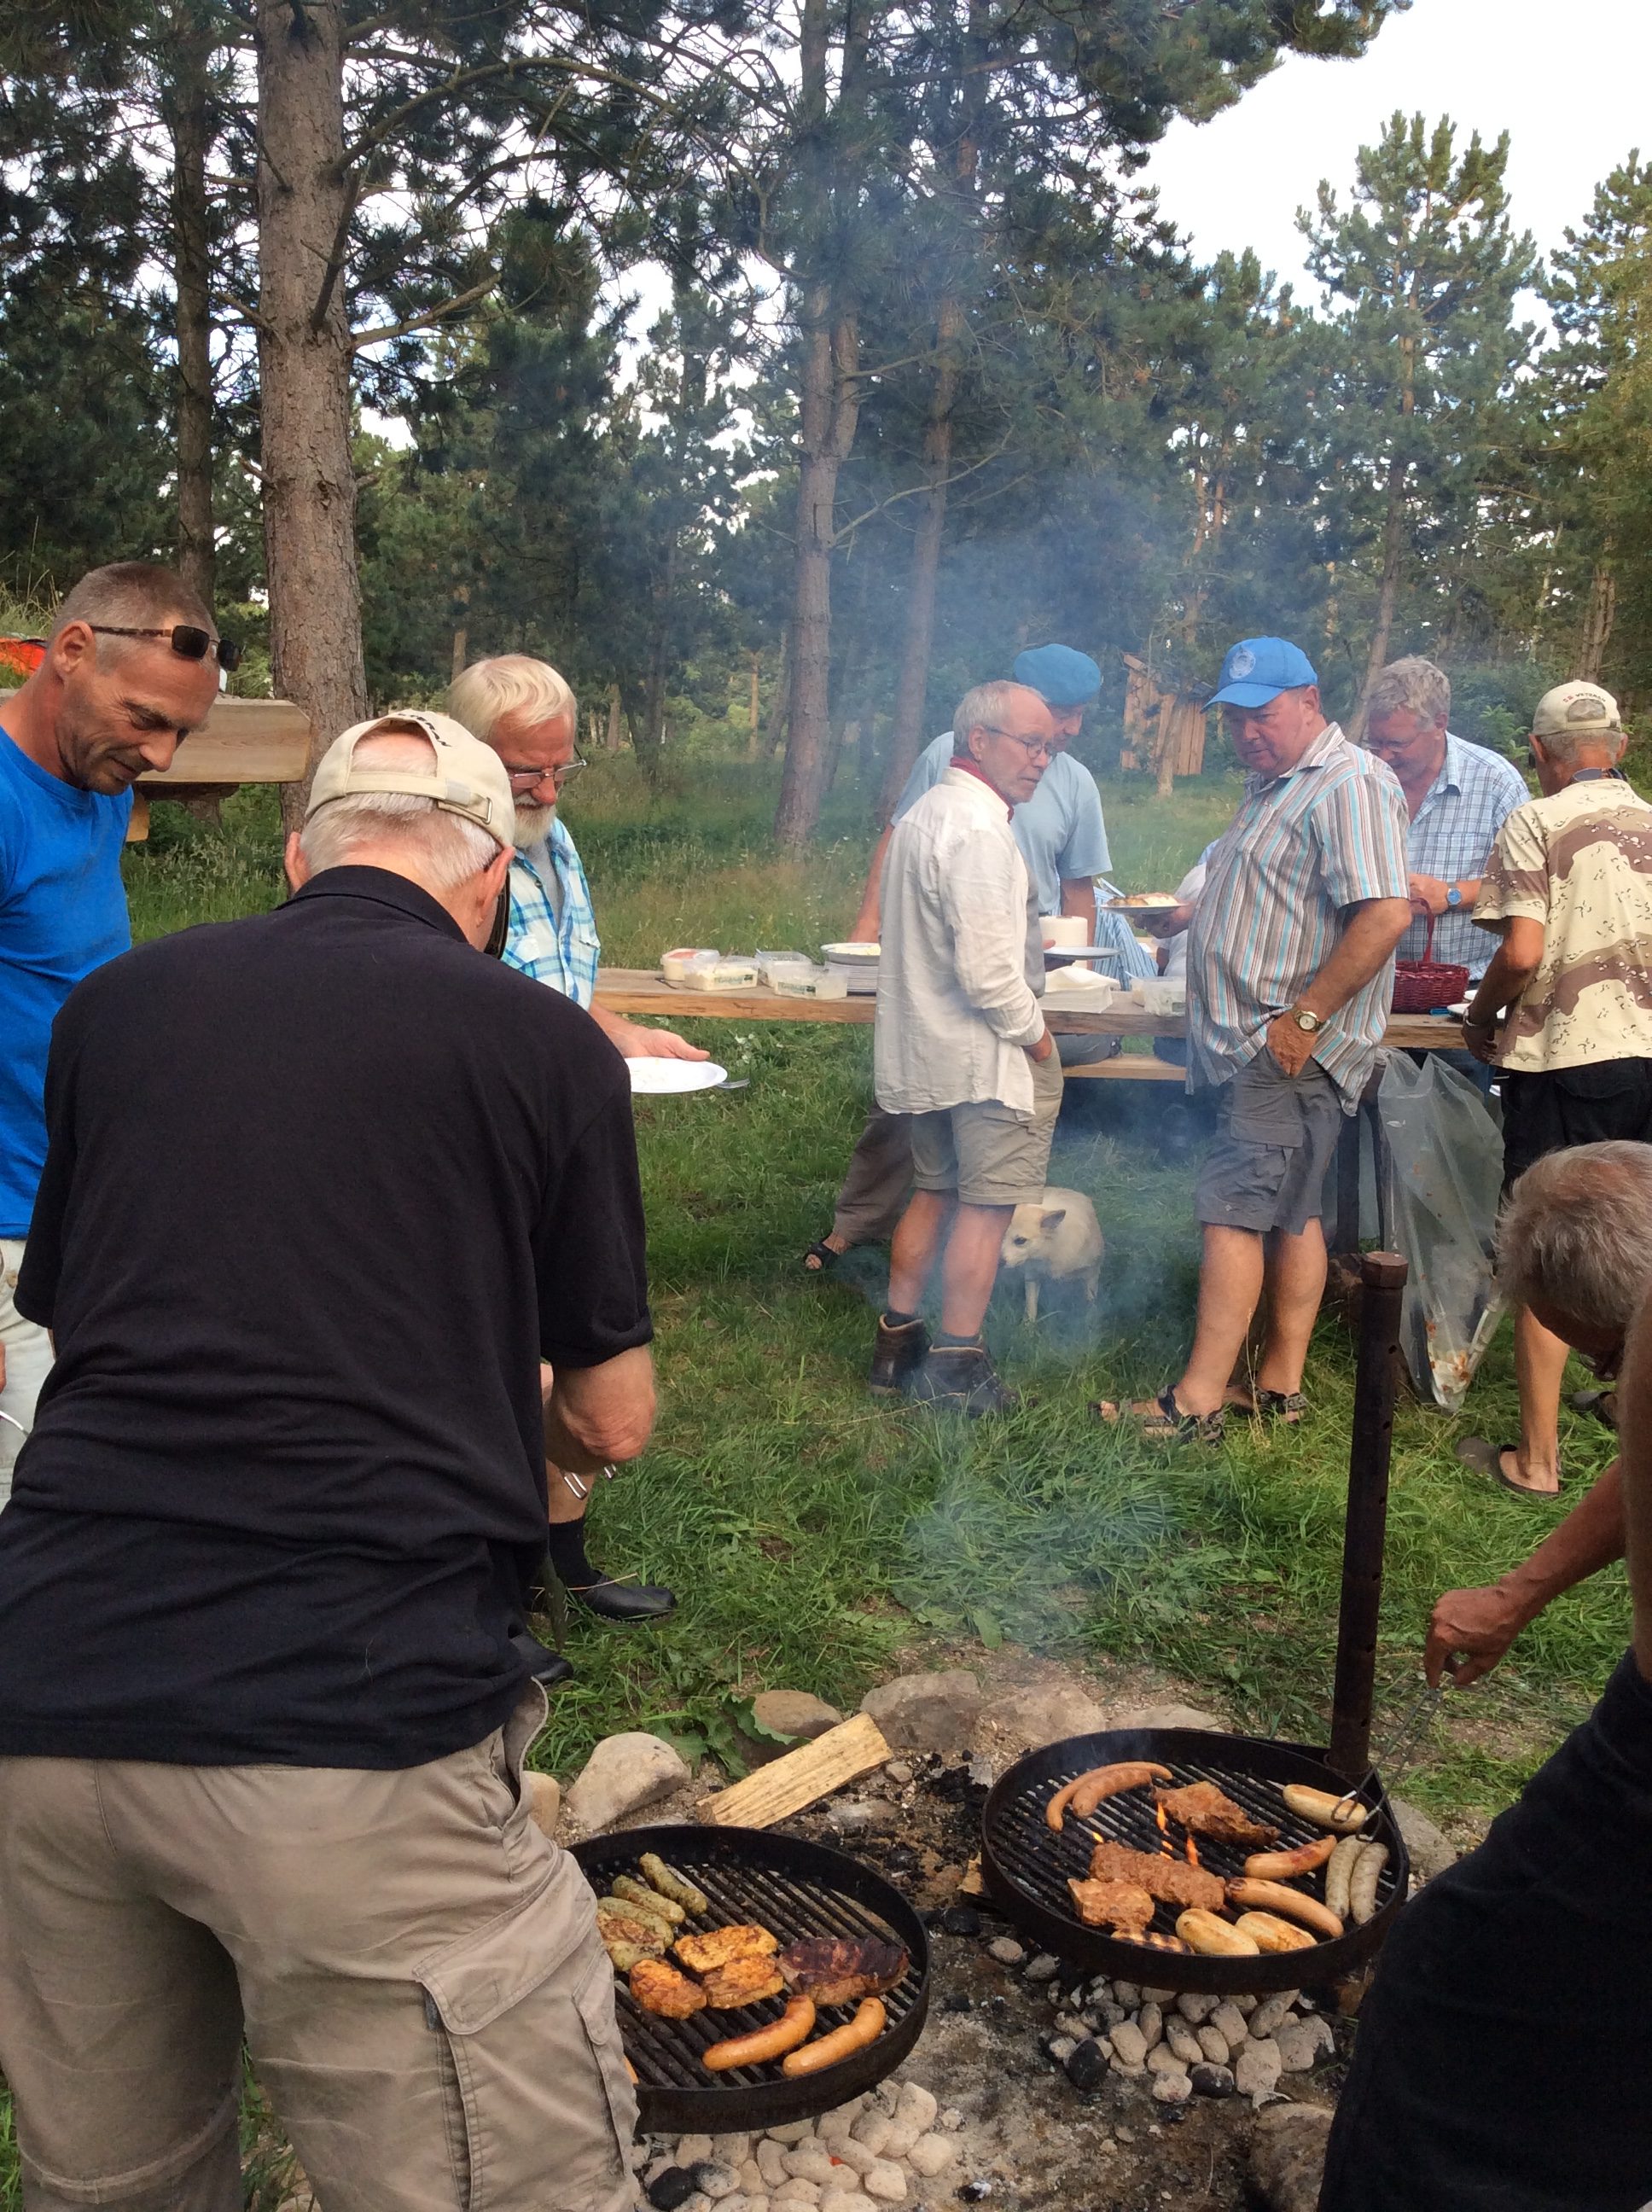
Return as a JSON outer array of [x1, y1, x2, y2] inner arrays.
[[1155, 1802, 1172, 1858], [1185, 1832, 1201, 1867]]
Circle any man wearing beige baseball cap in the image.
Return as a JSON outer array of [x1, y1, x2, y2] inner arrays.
[[1460, 678, 1652, 1498], [0, 712, 654, 2209]]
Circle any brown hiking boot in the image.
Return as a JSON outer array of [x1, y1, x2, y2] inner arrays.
[[906, 1342, 1019, 1417], [870, 1314, 929, 1397]]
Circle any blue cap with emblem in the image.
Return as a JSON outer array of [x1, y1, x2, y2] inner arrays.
[[1012, 643, 1102, 707], [1207, 636, 1318, 709]]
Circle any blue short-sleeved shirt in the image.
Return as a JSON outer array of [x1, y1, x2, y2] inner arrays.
[[0, 727, 133, 1237], [896, 733, 1110, 915], [1399, 731, 1530, 978]]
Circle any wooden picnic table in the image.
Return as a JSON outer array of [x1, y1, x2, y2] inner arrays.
[[593, 968, 1466, 1076]]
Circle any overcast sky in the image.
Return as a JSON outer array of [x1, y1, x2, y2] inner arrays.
[[1143, 0, 1649, 296]]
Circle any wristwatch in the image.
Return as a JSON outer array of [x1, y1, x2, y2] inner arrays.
[[1446, 883, 1463, 909], [1288, 1005, 1323, 1034]]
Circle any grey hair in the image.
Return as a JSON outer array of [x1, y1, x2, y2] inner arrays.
[[447, 655, 577, 747], [953, 680, 1032, 751], [1498, 1142, 1652, 1336], [1533, 717, 1627, 767], [1366, 656, 1451, 728], [299, 730, 499, 892], [53, 561, 215, 662]]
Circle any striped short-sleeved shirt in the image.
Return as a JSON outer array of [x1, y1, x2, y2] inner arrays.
[[1188, 723, 1410, 1109], [1399, 732, 1530, 976], [1474, 774, 1652, 1073]]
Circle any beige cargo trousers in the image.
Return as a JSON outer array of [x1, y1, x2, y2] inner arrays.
[[0, 1689, 638, 2211]]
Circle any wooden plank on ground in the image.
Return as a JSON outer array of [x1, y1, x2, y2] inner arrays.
[[698, 1712, 892, 1828], [1063, 1055, 1185, 1081]]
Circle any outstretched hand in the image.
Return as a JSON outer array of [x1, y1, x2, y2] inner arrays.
[[613, 1019, 709, 1062], [1424, 1581, 1528, 1688]]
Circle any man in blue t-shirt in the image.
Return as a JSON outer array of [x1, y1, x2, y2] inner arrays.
[[807, 643, 1126, 1272], [0, 563, 224, 1496]]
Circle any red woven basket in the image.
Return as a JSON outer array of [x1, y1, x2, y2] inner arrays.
[[1391, 912, 1469, 1014]]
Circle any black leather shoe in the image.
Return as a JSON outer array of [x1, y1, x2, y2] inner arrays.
[[907, 1342, 1019, 1417], [567, 1577, 677, 1622], [510, 1630, 576, 1688], [870, 1314, 929, 1397]]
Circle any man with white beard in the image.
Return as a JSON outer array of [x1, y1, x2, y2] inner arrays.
[[449, 655, 694, 1654]]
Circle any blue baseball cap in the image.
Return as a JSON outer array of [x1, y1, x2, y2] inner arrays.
[[1012, 643, 1102, 707], [1207, 637, 1318, 709]]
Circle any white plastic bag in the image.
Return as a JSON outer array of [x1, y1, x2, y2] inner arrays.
[[1374, 1054, 1505, 1412]]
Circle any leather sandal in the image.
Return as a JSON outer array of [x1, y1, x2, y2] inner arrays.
[[1092, 1389, 1225, 1446], [1254, 1388, 1306, 1425]]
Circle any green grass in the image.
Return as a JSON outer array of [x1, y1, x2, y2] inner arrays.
[[3, 747, 1617, 2203]]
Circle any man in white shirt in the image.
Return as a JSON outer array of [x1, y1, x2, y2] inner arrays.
[[870, 683, 1060, 1416]]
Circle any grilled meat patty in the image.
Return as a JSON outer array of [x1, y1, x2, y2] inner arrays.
[[1154, 1780, 1279, 1848], [673, 1924, 779, 1976], [628, 1959, 708, 2017], [1087, 1837, 1225, 1912], [698, 1957, 788, 2009], [777, 1937, 909, 2006], [1067, 1877, 1155, 1935]]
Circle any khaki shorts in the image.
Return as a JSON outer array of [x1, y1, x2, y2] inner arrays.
[[0, 1688, 637, 2212], [1, 1236, 54, 1500], [910, 1050, 1064, 1208]]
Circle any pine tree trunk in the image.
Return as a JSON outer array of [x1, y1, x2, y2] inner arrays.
[[605, 684, 624, 750], [1348, 455, 1408, 744], [166, 26, 215, 605], [1579, 562, 1616, 682], [255, 0, 366, 818], [746, 651, 762, 760], [879, 294, 965, 822], [765, 627, 790, 756]]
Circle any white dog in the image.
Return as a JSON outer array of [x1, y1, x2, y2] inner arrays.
[[998, 1187, 1105, 1322]]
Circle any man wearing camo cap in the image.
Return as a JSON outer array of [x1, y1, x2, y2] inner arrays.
[[1460, 678, 1652, 1498]]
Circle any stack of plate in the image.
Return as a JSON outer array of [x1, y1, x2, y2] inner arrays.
[[821, 941, 881, 996]]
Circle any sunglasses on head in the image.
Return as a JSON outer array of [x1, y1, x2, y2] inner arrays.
[[88, 623, 241, 673]]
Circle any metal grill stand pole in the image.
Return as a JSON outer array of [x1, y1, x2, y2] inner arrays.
[[1329, 1250, 1409, 1782]]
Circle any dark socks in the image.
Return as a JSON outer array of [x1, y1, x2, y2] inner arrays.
[[544, 1515, 599, 1592], [883, 1307, 922, 1329], [935, 1330, 984, 1348]]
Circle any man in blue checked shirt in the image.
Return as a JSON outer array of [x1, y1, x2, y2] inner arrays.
[[1364, 657, 1528, 1094], [449, 655, 693, 1653]]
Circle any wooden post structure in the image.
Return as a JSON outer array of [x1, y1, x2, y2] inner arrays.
[[1329, 1250, 1408, 1782]]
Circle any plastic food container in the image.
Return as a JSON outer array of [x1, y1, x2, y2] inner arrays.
[[756, 952, 815, 987], [661, 946, 720, 983], [1130, 976, 1186, 1016], [771, 963, 849, 1000], [679, 958, 759, 992], [1046, 970, 1116, 1009]]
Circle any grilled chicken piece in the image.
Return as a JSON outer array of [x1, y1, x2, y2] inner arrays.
[[1067, 1877, 1155, 1936], [1154, 1780, 1279, 1848], [698, 1957, 788, 2010], [673, 1924, 779, 1976], [628, 1959, 708, 2018], [778, 1937, 909, 2007], [1087, 1837, 1225, 1912], [596, 1906, 667, 1961]]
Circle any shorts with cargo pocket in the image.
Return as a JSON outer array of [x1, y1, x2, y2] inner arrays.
[[1194, 1048, 1345, 1237], [909, 1047, 1064, 1208], [0, 1685, 637, 2212]]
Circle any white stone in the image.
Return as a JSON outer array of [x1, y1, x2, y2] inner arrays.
[[1165, 2018, 1203, 2067], [751, 1689, 843, 1742], [765, 2122, 814, 2146], [713, 2137, 753, 2169], [1137, 2002, 1163, 2050], [1114, 1981, 1141, 2008], [1276, 2019, 1324, 2075], [1235, 2037, 1283, 2104], [819, 2195, 878, 2212], [1151, 2072, 1192, 2105], [830, 2139, 877, 2178], [1248, 1992, 1300, 2040], [1197, 2025, 1230, 2067], [907, 2135, 956, 2179], [1144, 2046, 1189, 2078], [1108, 1702, 1228, 1736], [859, 1670, 984, 1752], [739, 2161, 767, 2195], [567, 1731, 689, 1833], [879, 2125, 917, 2161], [699, 2169, 741, 2203], [938, 2109, 965, 2133], [782, 2148, 840, 2186], [1390, 1794, 1457, 1883], [677, 2136, 715, 2169], [1210, 2002, 1249, 2049], [849, 2114, 891, 2155], [986, 1936, 1025, 1966], [862, 2163, 907, 2203], [1175, 1991, 1218, 2025], [757, 2143, 791, 2188], [772, 2184, 822, 2208], [1141, 1985, 1177, 2005], [1108, 2022, 1148, 2068], [974, 1680, 1107, 1748]]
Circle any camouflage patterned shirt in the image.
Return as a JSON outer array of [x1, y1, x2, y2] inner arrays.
[[1474, 773, 1652, 1072]]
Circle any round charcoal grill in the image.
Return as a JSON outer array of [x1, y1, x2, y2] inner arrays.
[[573, 1825, 929, 2131], [981, 1728, 1410, 1994]]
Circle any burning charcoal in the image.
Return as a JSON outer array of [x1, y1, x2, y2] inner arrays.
[[1137, 2001, 1163, 2049], [1044, 2034, 1078, 2065], [1054, 2014, 1091, 2041], [1114, 1981, 1142, 2007], [894, 2084, 937, 2135], [986, 1936, 1025, 1966], [1096, 1999, 1126, 2029], [1210, 2001, 1249, 2049], [942, 1992, 973, 2013], [1065, 2037, 1110, 2093], [1248, 1992, 1298, 2040], [691, 2165, 739, 2201], [1165, 2018, 1203, 2067], [940, 1904, 982, 1937], [958, 2185, 995, 2203], [1142, 1984, 1177, 2005], [884, 1844, 920, 1876], [1190, 2063, 1236, 2099], [1108, 2022, 1148, 2069], [1022, 1953, 1060, 1982], [1196, 2025, 1230, 2067], [648, 2170, 701, 2211], [1175, 1991, 1218, 2026]]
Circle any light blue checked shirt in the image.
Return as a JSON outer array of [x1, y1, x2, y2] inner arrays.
[[1092, 878, 1160, 981], [503, 818, 601, 1008], [1398, 731, 1529, 978], [1187, 723, 1411, 1108]]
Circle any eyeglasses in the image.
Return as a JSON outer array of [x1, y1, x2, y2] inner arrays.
[[88, 623, 241, 672], [503, 756, 588, 793], [978, 725, 1054, 760]]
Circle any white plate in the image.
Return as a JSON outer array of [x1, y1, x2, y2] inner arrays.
[[821, 940, 881, 965], [1100, 894, 1180, 911], [627, 1058, 730, 1095]]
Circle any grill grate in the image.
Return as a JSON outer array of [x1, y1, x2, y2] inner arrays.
[[982, 1728, 1409, 1994], [573, 1824, 929, 2132]]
